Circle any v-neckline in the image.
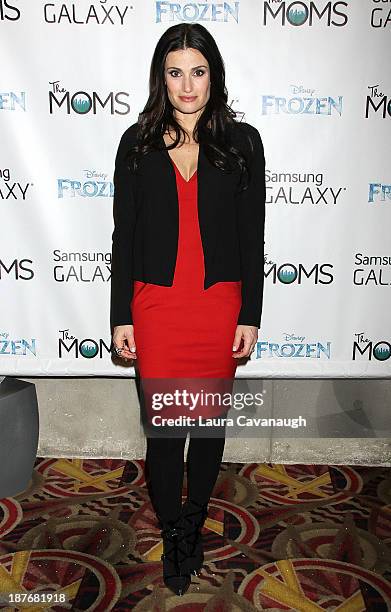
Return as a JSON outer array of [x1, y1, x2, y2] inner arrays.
[[160, 134, 200, 183], [169, 157, 197, 183]]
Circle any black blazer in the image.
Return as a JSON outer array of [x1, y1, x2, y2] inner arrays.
[[110, 120, 266, 329]]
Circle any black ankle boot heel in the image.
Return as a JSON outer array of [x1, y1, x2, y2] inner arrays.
[[181, 499, 209, 576], [160, 517, 191, 596]]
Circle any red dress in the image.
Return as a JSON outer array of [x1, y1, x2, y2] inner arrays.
[[130, 158, 242, 422]]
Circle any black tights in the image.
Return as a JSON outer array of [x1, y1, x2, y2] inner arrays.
[[145, 428, 226, 524]]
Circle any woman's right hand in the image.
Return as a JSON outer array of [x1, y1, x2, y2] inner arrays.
[[112, 325, 137, 362]]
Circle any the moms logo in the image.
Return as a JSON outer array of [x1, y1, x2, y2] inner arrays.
[[353, 333, 391, 362], [0, 0, 20, 21], [366, 84, 391, 119], [265, 257, 334, 285], [0, 258, 34, 280], [263, 0, 348, 26], [49, 80, 130, 115], [58, 329, 111, 359]]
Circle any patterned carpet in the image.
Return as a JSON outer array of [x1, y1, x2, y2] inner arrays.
[[0, 458, 391, 610]]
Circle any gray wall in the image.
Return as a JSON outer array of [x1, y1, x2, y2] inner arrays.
[[19, 377, 391, 465]]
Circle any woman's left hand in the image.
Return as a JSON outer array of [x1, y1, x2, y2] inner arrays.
[[232, 325, 258, 358]]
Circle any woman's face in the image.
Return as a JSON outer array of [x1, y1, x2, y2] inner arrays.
[[164, 47, 211, 120]]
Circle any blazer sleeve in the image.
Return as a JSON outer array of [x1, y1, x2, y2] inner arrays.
[[236, 124, 266, 328], [110, 130, 138, 329]]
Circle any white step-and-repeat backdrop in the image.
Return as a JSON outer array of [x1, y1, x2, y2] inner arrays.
[[0, 1, 390, 377]]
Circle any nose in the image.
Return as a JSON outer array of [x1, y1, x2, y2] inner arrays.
[[182, 75, 193, 93]]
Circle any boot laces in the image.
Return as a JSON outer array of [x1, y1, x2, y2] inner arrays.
[[182, 503, 208, 554], [161, 525, 188, 574]]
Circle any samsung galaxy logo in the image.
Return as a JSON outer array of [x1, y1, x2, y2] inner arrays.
[[370, 0, 391, 28], [43, 2, 130, 25], [0, 168, 32, 200], [266, 169, 346, 206]]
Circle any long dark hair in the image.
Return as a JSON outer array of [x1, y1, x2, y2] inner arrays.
[[126, 23, 251, 190]]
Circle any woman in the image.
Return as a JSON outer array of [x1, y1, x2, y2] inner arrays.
[[110, 23, 266, 596]]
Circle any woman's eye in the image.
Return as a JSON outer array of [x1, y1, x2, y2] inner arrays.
[[168, 69, 206, 77]]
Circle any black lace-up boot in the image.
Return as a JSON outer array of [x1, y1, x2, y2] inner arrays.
[[181, 499, 209, 576], [160, 516, 191, 596]]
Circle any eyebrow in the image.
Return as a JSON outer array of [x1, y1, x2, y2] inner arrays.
[[166, 65, 208, 71]]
